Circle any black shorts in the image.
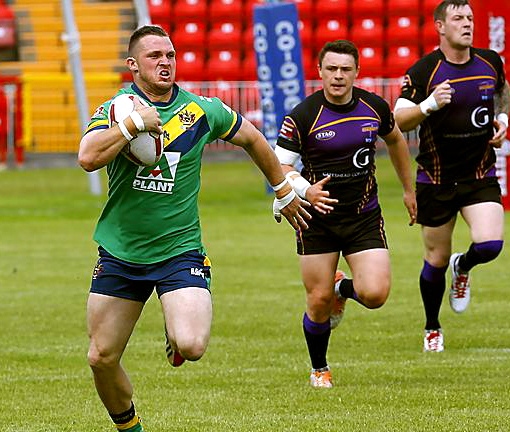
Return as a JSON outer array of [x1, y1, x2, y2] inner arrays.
[[296, 206, 388, 256], [89, 247, 212, 303], [416, 177, 502, 227]]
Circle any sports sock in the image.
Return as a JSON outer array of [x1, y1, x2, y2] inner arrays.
[[302, 313, 331, 370], [420, 260, 447, 330], [110, 402, 144, 432], [458, 240, 503, 272], [336, 277, 366, 306]]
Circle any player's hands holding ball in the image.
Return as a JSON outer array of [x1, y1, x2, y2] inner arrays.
[[131, 97, 163, 135]]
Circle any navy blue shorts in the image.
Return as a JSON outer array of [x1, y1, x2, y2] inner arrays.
[[89, 247, 212, 303]]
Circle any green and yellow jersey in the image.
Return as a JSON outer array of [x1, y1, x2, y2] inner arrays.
[[84, 83, 242, 264]]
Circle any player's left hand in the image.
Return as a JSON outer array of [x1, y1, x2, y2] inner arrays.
[[489, 119, 507, 148]]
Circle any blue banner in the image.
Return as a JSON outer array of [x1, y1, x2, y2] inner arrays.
[[253, 2, 306, 147]]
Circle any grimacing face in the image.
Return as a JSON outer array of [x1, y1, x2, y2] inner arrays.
[[438, 4, 474, 49], [128, 34, 176, 95], [319, 51, 359, 105]]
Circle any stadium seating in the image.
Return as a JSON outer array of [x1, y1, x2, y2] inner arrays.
[[172, 0, 208, 21], [386, 15, 420, 45], [206, 49, 242, 81], [209, 0, 244, 23], [357, 45, 384, 78], [147, 0, 171, 32], [351, 17, 384, 46], [386, 0, 420, 16], [207, 21, 243, 51], [0, 3, 16, 49], [313, 18, 349, 51], [314, 0, 349, 18], [298, 18, 314, 50], [384, 45, 420, 77], [176, 49, 206, 81], [171, 20, 207, 50], [350, 0, 385, 17]]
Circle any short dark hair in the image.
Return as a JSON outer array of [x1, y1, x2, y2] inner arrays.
[[128, 25, 169, 56], [434, 0, 470, 21], [318, 40, 359, 68]]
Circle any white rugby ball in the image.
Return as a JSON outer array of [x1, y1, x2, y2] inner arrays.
[[109, 94, 164, 166]]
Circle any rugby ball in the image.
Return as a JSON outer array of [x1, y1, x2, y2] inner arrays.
[[109, 94, 164, 166]]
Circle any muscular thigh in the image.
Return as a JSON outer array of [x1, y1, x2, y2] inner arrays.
[[461, 201, 504, 242]]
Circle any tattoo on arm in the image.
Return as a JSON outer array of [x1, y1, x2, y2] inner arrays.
[[495, 80, 510, 114]]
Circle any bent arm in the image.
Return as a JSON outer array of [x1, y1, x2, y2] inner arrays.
[[393, 98, 428, 132], [78, 127, 130, 172]]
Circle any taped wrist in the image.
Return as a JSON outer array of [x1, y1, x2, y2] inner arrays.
[[285, 170, 311, 199], [419, 94, 439, 116], [129, 111, 145, 131], [496, 113, 508, 128], [118, 119, 134, 141]]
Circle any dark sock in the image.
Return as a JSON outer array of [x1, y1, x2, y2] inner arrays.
[[458, 240, 503, 272], [110, 402, 142, 431], [302, 313, 331, 370], [420, 261, 447, 330], [337, 278, 366, 306]]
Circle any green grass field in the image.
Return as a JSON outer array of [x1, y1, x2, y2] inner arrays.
[[1, 157, 509, 432]]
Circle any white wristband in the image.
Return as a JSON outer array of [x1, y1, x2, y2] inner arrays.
[[118, 119, 133, 141], [272, 179, 289, 192], [496, 113, 508, 128], [285, 170, 311, 199], [419, 94, 439, 116], [130, 111, 145, 131]]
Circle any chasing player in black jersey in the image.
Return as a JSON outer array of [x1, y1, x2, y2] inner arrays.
[[394, 0, 510, 353], [275, 39, 417, 388]]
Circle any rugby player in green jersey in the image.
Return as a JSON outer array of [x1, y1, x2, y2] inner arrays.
[[78, 25, 310, 432]]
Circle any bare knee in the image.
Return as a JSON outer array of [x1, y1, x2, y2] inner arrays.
[[87, 343, 121, 371], [177, 336, 209, 362], [357, 284, 390, 309]]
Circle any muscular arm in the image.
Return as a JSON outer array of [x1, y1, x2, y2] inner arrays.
[[494, 80, 510, 116], [229, 117, 311, 229], [381, 125, 417, 225]]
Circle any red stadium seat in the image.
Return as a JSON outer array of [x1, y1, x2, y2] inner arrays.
[[298, 18, 314, 50], [208, 21, 243, 50], [243, 0, 264, 24], [206, 49, 242, 81], [147, 0, 171, 20], [314, 0, 349, 18], [350, 0, 385, 17], [172, 0, 208, 21], [351, 17, 384, 46], [302, 47, 318, 80], [422, 0, 441, 17], [384, 45, 420, 77], [209, 0, 244, 23], [0, 4, 15, 48], [386, 15, 420, 45], [421, 20, 438, 47], [176, 49, 206, 82], [313, 18, 349, 51], [241, 49, 258, 81], [292, 0, 315, 18], [171, 21, 207, 50], [358, 45, 384, 78], [386, 0, 420, 16]]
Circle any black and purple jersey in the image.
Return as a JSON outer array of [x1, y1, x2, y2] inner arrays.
[[400, 47, 506, 185], [276, 87, 394, 214]]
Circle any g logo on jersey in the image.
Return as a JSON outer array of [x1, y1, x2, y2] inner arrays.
[[353, 147, 370, 169], [471, 106, 490, 128]]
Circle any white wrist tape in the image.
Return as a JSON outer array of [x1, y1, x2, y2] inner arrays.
[[272, 179, 289, 192], [496, 113, 508, 128], [419, 94, 439, 116], [129, 111, 145, 131], [285, 170, 311, 199], [272, 189, 297, 221], [118, 119, 133, 141]]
